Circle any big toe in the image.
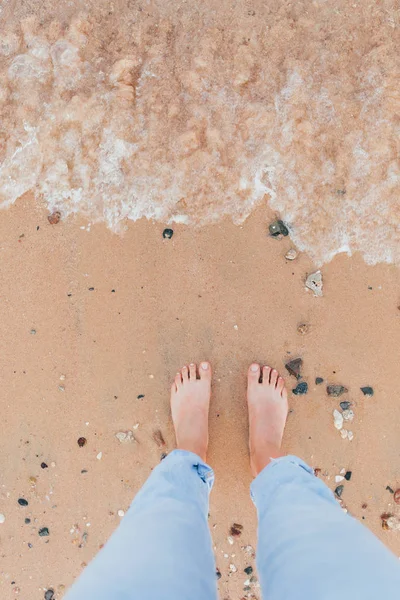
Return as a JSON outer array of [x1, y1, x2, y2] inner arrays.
[[248, 363, 261, 385], [199, 361, 212, 380]]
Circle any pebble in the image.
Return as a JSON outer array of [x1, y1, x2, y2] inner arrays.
[[297, 323, 309, 335], [96, 452, 102, 460], [227, 536, 234, 545], [244, 566, 253, 575], [39, 527, 50, 537], [229, 564, 237, 573], [285, 248, 298, 260], [315, 377, 324, 385], [269, 219, 289, 237], [60, 374, 66, 381], [162, 228, 174, 239], [137, 394, 145, 399], [327, 385, 348, 397], [335, 475, 345, 483], [230, 523, 243, 537], [292, 382, 308, 395], [30, 329, 37, 335], [386, 486, 395, 494], [77, 437, 87, 447], [340, 429, 348, 439], [385, 516, 400, 531], [216, 568, 222, 580], [360, 386, 374, 396], [44, 589, 54, 600], [285, 358, 303, 379], [115, 431, 135, 443], [335, 485, 344, 498], [25, 518, 31, 524], [48, 211, 61, 224], [0, 514, 5, 524], [342, 409, 354, 422], [117, 510, 125, 517], [344, 471, 352, 481], [41, 462, 48, 469], [394, 489, 400, 504], [347, 431, 354, 441], [305, 270, 323, 297], [333, 409, 344, 430], [18, 498, 28, 506], [340, 401, 351, 410], [153, 429, 166, 448]]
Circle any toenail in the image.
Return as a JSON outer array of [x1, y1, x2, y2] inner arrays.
[[201, 362, 208, 370], [250, 364, 259, 372]]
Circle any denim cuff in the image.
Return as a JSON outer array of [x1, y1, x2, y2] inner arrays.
[[250, 454, 314, 503], [161, 449, 215, 491]]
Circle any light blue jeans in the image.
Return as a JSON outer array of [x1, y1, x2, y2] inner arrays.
[[65, 450, 400, 599]]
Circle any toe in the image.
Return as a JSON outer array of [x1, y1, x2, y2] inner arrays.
[[175, 372, 182, 388], [189, 363, 197, 380], [181, 365, 189, 381], [262, 366, 271, 385], [199, 361, 211, 380], [270, 369, 279, 387], [277, 376, 285, 394], [248, 363, 261, 384]]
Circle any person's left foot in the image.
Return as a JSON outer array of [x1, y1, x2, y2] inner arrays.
[[170, 362, 212, 461]]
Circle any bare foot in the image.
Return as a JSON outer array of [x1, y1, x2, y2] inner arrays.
[[247, 363, 289, 477], [170, 362, 212, 461]]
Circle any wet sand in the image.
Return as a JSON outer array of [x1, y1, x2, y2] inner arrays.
[[0, 197, 400, 598]]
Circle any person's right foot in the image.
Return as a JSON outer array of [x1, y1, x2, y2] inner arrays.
[[247, 364, 289, 477]]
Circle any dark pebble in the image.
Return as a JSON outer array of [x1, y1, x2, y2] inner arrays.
[[292, 382, 308, 395], [39, 527, 49, 537], [315, 377, 324, 385], [160, 452, 168, 461], [137, 394, 145, 399], [386, 486, 394, 494], [41, 462, 48, 469], [18, 498, 28, 507], [28, 543, 33, 548], [163, 228, 174, 239], [269, 219, 289, 237], [327, 385, 348, 397], [25, 518, 31, 524], [344, 471, 352, 481], [340, 401, 351, 410], [77, 437, 87, 447], [88, 287, 94, 291], [111, 289, 115, 293], [285, 358, 303, 379], [244, 566, 253, 575], [230, 523, 243, 537], [216, 568, 222, 580], [335, 485, 344, 498], [243, 586, 251, 592], [81, 469, 88, 474], [360, 386, 374, 396], [44, 589, 54, 600]]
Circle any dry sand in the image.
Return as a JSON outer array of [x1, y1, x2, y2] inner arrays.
[[0, 197, 400, 599]]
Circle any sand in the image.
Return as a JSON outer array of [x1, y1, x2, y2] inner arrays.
[[0, 197, 399, 599]]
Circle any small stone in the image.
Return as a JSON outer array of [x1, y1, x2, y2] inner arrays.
[[227, 536, 234, 545], [58, 385, 65, 392], [230, 523, 243, 537], [386, 516, 400, 531], [25, 517, 31, 524], [153, 429, 166, 448], [285, 248, 298, 260], [77, 437, 87, 447], [137, 394, 145, 399], [216, 568, 222, 580], [41, 462, 48, 469], [18, 498, 28, 506], [60, 374, 66, 381], [39, 527, 50, 536], [333, 409, 343, 430], [344, 471, 352, 481], [30, 329, 36, 335], [44, 589, 54, 600], [315, 377, 324, 385], [117, 510, 125, 517], [347, 431, 354, 441], [327, 385, 348, 397], [160, 452, 168, 461], [96, 452, 102, 460], [285, 358, 303, 379], [292, 382, 308, 395], [269, 219, 289, 237], [244, 566, 253, 575], [0, 514, 5, 524], [362, 503, 368, 509], [335, 475, 345, 483], [297, 323, 309, 335], [394, 489, 400, 504], [360, 386, 374, 396], [48, 211, 61, 225], [163, 228, 174, 239], [335, 485, 344, 498], [340, 401, 351, 410], [340, 429, 348, 439], [115, 431, 135, 443], [305, 270, 323, 297], [342, 409, 354, 422], [386, 486, 395, 494], [229, 564, 237, 573]]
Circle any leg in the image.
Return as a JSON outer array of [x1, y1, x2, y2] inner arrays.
[[65, 362, 217, 600], [247, 364, 400, 599]]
